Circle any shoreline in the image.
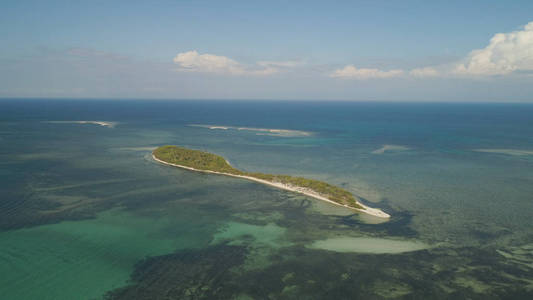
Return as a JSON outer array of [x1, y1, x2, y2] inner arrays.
[[152, 154, 390, 219]]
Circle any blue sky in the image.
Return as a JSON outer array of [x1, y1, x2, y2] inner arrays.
[[1, 0, 533, 101]]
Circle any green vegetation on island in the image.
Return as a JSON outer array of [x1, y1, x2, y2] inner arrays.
[[153, 145, 362, 209]]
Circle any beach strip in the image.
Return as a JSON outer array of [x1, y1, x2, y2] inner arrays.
[[152, 154, 390, 219]]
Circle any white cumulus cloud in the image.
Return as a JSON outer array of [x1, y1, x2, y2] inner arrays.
[[330, 65, 404, 79], [331, 21, 533, 79], [173, 51, 246, 74], [454, 21, 533, 76], [173, 51, 295, 76]]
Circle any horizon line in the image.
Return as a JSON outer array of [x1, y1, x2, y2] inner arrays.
[[1, 97, 532, 104]]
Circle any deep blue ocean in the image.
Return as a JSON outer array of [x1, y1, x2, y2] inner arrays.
[[1, 99, 532, 299]]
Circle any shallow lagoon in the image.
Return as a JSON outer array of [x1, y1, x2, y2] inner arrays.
[[1, 100, 532, 299], [0, 209, 191, 300]]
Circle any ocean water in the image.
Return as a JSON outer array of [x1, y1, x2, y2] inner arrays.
[[0, 99, 532, 299]]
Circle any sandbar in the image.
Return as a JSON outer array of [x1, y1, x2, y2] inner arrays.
[[45, 121, 117, 128], [189, 124, 312, 137]]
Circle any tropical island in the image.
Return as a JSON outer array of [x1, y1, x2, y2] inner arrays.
[[152, 145, 390, 218]]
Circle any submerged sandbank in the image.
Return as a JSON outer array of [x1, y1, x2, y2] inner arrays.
[[112, 146, 158, 151], [307, 237, 428, 254], [372, 145, 410, 154], [473, 148, 533, 156]]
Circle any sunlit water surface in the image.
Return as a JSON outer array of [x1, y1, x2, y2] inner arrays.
[[1, 100, 532, 299]]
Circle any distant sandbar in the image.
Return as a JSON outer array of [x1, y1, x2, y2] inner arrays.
[[189, 124, 312, 137], [372, 145, 410, 154], [474, 149, 533, 156], [45, 121, 117, 128]]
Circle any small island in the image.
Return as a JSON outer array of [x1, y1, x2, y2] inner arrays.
[[152, 145, 390, 218]]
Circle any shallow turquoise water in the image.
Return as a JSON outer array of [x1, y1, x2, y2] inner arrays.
[[0, 209, 194, 300], [1, 100, 532, 299]]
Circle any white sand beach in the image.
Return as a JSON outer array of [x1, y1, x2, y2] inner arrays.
[[152, 154, 390, 219]]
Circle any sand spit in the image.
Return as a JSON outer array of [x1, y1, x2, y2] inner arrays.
[[188, 124, 312, 137], [152, 154, 390, 219]]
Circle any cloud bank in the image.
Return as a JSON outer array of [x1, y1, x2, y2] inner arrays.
[[330, 65, 403, 79], [175, 22, 533, 80], [257, 60, 302, 68], [331, 21, 533, 80], [409, 67, 439, 78], [173, 51, 299, 76]]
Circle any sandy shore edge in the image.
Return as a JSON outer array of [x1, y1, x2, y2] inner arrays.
[[152, 154, 390, 219]]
